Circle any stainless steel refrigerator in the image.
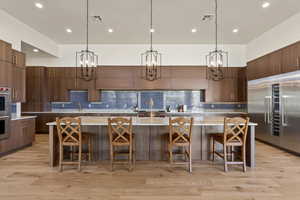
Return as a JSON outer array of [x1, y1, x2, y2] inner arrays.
[[248, 71, 300, 154]]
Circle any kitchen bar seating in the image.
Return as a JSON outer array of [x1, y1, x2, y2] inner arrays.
[[210, 117, 250, 172], [168, 117, 194, 173], [56, 117, 83, 172], [56, 117, 93, 172], [108, 117, 135, 171]]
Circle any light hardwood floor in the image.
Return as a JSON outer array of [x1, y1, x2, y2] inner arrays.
[[0, 134, 300, 200]]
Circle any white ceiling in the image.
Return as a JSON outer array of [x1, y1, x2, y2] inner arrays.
[[1, 0, 300, 44]]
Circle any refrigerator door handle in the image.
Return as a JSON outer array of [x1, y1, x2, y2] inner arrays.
[[268, 97, 272, 124], [281, 96, 288, 126], [264, 97, 267, 124]]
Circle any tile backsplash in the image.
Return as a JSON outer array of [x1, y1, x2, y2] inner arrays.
[[51, 90, 246, 111]]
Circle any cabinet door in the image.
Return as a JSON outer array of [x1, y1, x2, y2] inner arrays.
[[11, 66, 25, 102], [268, 50, 282, 76], [247, 60, 257, 80], [47, 67, 71, 102], [0, 40, 12, 62], [170, 67, 208, 89], [281, 42, 300, 73], [0, 61, 12, 87], [96, 66, 135, 89]]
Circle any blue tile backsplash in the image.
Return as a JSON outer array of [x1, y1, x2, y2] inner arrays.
[[51, 90, 246, 111]]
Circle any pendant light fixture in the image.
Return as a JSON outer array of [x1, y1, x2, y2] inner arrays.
[[141, 0, 162, 81], [76, 0, 99, 81], [206, 0, 228, 81]]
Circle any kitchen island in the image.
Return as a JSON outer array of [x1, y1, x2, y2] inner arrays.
[[47, 116, 257, 168]]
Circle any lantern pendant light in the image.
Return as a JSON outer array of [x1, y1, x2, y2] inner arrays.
[[206, 0, 228, 81], [141, 0, 162, 81], [76, 0, 99, 81]]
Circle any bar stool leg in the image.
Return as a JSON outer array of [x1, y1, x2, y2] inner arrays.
[[242, 145, 246, 172], [78, 144, 82, 172], [212, 138, 215, 162], [224, 145, 228, 172], [88, 137, 92, 162], [189, 144, 192, 173], [129, 145, 133, 171], [110, 145, 114, 171], [59, 145, 63, 172], [169, 144, 173, 164]]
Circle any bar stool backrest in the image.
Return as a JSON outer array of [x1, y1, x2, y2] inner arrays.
[[169, 117, 194, 144], [223, 117, 250, 146], [56, 117, 82, 146], [108, 117, 133, 144]]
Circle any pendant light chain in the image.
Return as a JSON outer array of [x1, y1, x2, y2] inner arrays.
[[215, 0, 218, 51], [86, 0, 89, 51], [150, 0, 153, 51]]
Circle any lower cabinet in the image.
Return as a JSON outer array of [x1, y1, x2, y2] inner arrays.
[[0, 118, 35, 156]]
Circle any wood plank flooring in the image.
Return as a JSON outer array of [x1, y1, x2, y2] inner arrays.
[[0, 134, 300, 200]]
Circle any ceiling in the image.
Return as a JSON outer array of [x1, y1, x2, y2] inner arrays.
[[1, 0, 300, 44]]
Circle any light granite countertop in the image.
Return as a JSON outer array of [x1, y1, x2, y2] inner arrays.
[[23, 109, 247, 115], [47, 116, 256, 126], [11, 115, 37, 121]]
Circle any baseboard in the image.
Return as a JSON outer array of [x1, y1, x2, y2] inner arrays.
[[0, 143, 33, 158], [255, 138, 300, 156]]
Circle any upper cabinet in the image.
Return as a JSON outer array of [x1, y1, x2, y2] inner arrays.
[[0, 40, 12, 87], [0, 40, 12, 63], [47, 67, 76, 102], [11, 50, 26, 103], [170, 66, 208, 90], [96, 66, 135, 90], [0, 61, 12, 87], [247, 41, 300, 81], [281, 42, 300, 73]]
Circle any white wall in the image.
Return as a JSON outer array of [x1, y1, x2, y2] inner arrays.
[[0, 9, 59, 56], [26, 44, 246, 67], [247, 12, 300, 62]]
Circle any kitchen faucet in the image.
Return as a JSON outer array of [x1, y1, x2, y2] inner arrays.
[[77, 102, 82, 112]]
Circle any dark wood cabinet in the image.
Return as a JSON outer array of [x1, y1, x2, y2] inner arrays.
[[96, 66, 135, 90], [170, 66, 208, 90], [0, 61, 12, 87], [11, 66, 26, 102], [247, 41, 300, 80], [11, 50, 26, 103], [281, 42, 300, 73], [0, 40, 12, 63], [22, 67, 51, 112], [0, 40, 12, 87], [0, 118, 35, 156], [268, 50, 282, 76], [47, 67, 75, 102]]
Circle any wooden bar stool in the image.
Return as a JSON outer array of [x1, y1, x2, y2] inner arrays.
[[56, 117, 83, 172], [108, 117, 135, 171], [210, 117, 250, 172], [167, 117, 194, 173]]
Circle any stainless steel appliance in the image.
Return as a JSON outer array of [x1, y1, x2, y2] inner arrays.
[[0, 87, 11, 140], [248, 71, 300, 154]]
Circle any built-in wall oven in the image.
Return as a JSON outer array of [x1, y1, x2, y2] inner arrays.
[[0, 87, 11, 140]]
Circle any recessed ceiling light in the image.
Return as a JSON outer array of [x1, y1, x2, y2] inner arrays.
[[232, 28, 239, 33], [33, 49, 39, 53], [191, 28, 197, 33], [108, 28, 114, 33], [150, 28, 155, 33], [35, 2, 43, 9], [66, 28, 72, 33], [262, 2, 270, 8]]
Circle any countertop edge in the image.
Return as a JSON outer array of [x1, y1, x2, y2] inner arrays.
[[11, 116, 37, 121]]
